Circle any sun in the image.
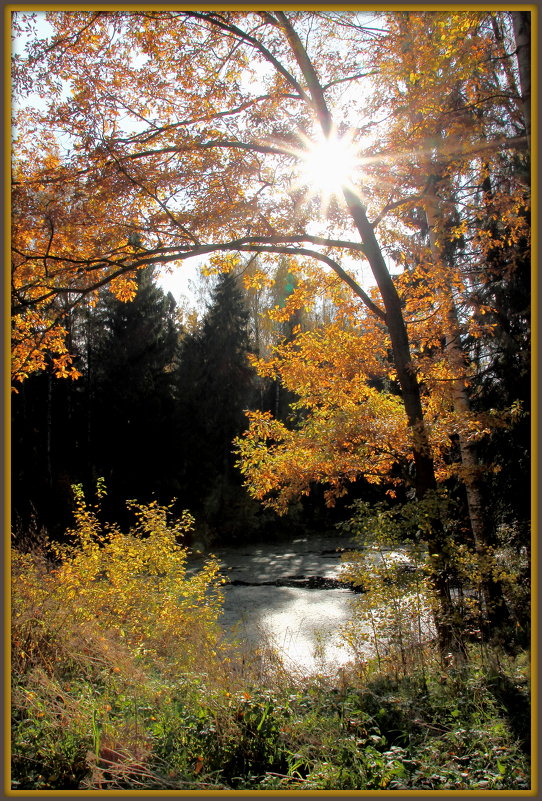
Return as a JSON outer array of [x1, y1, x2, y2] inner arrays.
[[295, 127, 361, 207]]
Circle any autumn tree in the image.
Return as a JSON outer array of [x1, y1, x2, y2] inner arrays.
[[11, 10, 530, 654], [11, 9, 436, 498], [352, 10, 530, 629]]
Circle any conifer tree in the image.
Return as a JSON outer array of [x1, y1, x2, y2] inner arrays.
[[174, 272, 255, 538], [88, 267, 179, 516]]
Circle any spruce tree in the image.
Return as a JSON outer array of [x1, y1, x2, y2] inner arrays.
[[174, 272, 255, 539], [88, 267, 180, 517]]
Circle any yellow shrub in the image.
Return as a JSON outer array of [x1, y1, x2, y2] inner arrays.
[[12, 485, 225, 681]]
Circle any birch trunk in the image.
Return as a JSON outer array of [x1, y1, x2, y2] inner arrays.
[[424, 181, 511, 634], [511, 11, 531, 151]]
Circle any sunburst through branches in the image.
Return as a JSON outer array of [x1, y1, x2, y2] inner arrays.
[[293, 127, 362, 214]]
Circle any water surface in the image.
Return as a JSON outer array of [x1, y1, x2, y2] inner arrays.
[[214, 534, 361, 675]]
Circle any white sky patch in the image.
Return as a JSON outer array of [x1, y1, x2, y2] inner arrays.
[[12, 12, 75, 160], [12, 11, 52, 55], [156, 259, 206, 307]]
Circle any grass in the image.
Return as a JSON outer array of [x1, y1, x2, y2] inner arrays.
[[11, 641, 531, 791]]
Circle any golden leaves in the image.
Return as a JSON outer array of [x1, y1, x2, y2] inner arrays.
[[235, 320, 412, 511], [242, 268, 274, 291], [109, 274, 138, 302], [12, 485, 226, 699], [203, 253, 242, 275], [46, 485, 224, 665], [52, 355, 82, 380]]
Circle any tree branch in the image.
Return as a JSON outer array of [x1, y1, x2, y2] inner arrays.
[[322, 71, 378, 91], [14, 234, 385, 321], [274, 11, 333, 134], [182, 11, 310, 103]]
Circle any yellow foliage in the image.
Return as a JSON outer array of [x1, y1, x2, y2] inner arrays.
[[109, 274, 138, 303], [235, 302, 508, 510], [242, 268, 274, 291], [203, 253, 241, 275], [13, 485, 225, 680]]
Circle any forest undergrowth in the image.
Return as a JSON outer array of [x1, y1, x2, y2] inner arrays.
[[11, 491, 531, 791]]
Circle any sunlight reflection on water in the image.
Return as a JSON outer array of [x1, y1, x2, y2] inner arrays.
[[214, 535, 365, 675]]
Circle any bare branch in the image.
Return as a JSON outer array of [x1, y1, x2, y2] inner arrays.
[[322, 71, 378, 91]]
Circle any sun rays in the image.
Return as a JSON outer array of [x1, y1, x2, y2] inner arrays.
[[292, 126, 364, 216]]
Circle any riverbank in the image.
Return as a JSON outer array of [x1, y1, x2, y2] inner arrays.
[[12, 505, 531, 791]]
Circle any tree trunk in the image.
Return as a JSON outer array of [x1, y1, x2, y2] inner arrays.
[[511, 11, 531, 150], [275, 12, 465, 660], [424, 175, 512, 636], [344, 188, 464, 660], [426, 197, 489, 540], [343, 188, 438, 502]]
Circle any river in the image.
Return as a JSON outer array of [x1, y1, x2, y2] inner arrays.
[[210, 533, 363, 676]]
